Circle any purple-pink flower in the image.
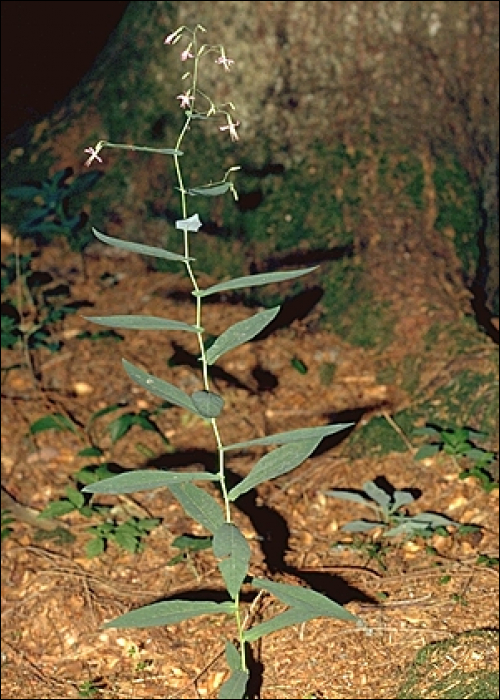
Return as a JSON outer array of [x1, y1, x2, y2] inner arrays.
[[83, 147, 103, 167], [215, 56, 235, 71], [177, 92, 194, 109], [219, 120, 240, 142], [181, 48, 194, 61]]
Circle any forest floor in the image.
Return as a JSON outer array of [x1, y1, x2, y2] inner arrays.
[[1, 226, 499, 699]]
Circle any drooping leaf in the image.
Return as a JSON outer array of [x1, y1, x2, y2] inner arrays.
[[227, 438, 322, 501], [251, 577, 361, 624], [205, 307, 281, 365], [223, 423, 353, 452], [84, 315, 202, 333], [224, 641, 242, 672], [243, 607, 317, 644], [168, 482, 225, 534], [191, 390, 224, 418], [217, 669, 249, 700], [122, 359, 198, 415], [82, 470, 220, 495], [213, 523, 251, 600], [104, 599, 236, 629], [193, 267, 319, 298], [187, 182, 232, 197], [92, 228, 193, 262]]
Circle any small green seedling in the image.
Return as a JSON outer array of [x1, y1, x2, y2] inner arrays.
[[414, 424, 498, 493], [4, 166, 101, 250], [85, 516, 161, 558], [1, 510, 15, 541], [324, 479, 461, 538]]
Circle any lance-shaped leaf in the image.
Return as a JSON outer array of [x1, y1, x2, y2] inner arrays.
[[251, 577, 361, 624], [82, 469, 220, 495], [191, 390, 224, 418], [213, 523, 251, 601], [323, 489, 374, 506], [223, 423, 353, 452], [205, 307, 281, 365], [218, 669, 249, 700], [391, 490, 415, 511], [193, 266, 319, 298], [243, 607, 318, 644], [225, 641, 242, 671], [122, 359, 198, 415], [92, 228, 193, 262], [168, 482, 225, 534], [362, 481, 392, 510], [84, 315, 202, 333], [187, 182, 232, 197], [227, 437, 321, 501], [104, 599, 235, 630]]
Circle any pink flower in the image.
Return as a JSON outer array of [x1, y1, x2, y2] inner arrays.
[[83, 147, 103, 167], [181, 48, 194, 61], [164, 32, 177, 45], [215, 55, 235, 71], [177, 92, 194, 109], [219, 120, 240, 142]]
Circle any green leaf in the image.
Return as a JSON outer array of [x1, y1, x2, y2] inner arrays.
[[38, 500, 77, 518], [193, 267, 319, 298], [168, 482, 225, 534], [227, 438, 322, 501], [64, 486, 85, 509], [86, 537, 105, 558], [191, 390, 224, 418], [291, 357, 308, 374], [104, 599, 236, 629], [224, 641, 242, 672], [251, 577, 361, 624], [187, 183, 232, 197], [342, 519, 382, 533], [217, 669, 250, 700], [113, 529, 140, 553], [223, 423, 353, 451], [323, 489, 372, 506], [205, 307, 281, 365], [77, 446, 104, 458], [82, 470, 220, 495], [243, 607, 318, 644], [171, 535, 213, 552], [5, 185, 43, 199], [92, 228, 193, 262], [122, 359, 199, 415], [391, 490, 415, 511], [213, 524, 251, 600], [84, 315, 202, 333], [414, 444, 441, 460], [362, 481, 391, 510], [29, 413, 78, 435]]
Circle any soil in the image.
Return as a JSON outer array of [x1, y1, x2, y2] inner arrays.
[[1, 224, 499, 699]]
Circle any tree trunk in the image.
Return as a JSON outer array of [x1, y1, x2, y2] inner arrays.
[[2, 1, 498, 319]]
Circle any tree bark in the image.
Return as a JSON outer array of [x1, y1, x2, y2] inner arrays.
[[3, 1, 499, 316]]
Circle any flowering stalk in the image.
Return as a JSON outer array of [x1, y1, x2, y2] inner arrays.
[[82, 24, 362, 699]]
